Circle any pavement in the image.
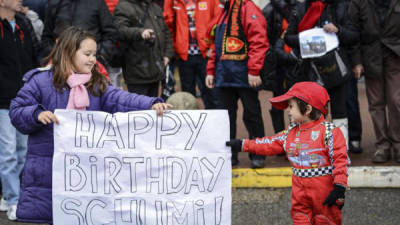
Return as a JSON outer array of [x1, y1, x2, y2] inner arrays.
[[1, 188, 400, 225]]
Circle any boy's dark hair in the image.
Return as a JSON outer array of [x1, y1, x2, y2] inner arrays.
[[295, 98, 326, 120]]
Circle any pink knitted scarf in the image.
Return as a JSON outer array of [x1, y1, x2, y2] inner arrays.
[[66, 73, 92, 110]]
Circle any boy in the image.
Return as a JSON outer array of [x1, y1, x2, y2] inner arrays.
[[227, 82, 350, 225]]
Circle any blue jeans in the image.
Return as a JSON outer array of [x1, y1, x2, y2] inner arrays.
[[0, 109, 27, 205]]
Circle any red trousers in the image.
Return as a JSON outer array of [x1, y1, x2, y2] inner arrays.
[[291, 175, 342, 225]]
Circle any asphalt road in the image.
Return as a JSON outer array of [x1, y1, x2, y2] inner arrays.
[[1, 188, 399, 225]]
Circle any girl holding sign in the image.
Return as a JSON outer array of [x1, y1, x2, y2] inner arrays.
[[9, 26, 171, 224]]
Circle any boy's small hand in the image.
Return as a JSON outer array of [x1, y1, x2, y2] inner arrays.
[[323, 184, 346, 210], [226, 139, 243, 152], [152, 103, 173, 116], [38, 111, 59, 125]]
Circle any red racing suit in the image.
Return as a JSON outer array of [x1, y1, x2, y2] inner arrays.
[[243, 116, 350, 225]]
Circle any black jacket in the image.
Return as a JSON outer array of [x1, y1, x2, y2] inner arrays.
[[114, 0, 174, 84], [284, 0, 358, 84], [0, 13, 37, 108], [41, 0, 118, 65], [348, 0, 400, 78]]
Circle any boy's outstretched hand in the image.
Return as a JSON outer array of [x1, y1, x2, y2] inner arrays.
[[152, 103, 173, 116], [38, 111, 59, 125], [226, 139, 243, 152], [323, 184, 346, 210]]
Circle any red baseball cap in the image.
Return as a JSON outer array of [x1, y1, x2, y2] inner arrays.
[[269, 82, 330, 114]]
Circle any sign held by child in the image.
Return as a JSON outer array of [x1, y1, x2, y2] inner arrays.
[[53, 110, 231, 225]]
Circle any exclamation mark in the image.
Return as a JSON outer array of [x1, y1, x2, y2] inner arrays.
[[215, 196, 223, 225]]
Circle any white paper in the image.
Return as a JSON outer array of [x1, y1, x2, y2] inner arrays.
[[53, 109, 231, 225], [299, 28, 339, 59]]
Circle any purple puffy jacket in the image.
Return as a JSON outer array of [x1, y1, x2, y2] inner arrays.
[[9, 68, 162, 224]]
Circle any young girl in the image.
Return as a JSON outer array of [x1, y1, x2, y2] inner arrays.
[[227, 82, 350, 225], [9, 26, 171, 224]]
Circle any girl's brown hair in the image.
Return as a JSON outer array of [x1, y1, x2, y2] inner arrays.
[[295, 98, 326, 121], [43, 26, 108, 95]]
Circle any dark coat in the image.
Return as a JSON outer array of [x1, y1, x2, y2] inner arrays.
[[113, 0, 174, 84], [347, 0, 400, 78], [0, 13, 37, 109], [284, 0, 359, 86], [10, 68, 162, 223], [41, 0, 118, 65]]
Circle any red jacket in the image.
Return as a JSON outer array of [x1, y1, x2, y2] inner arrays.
[[105, 0, 119, 14], [243, 116, 349, 186], [206, 0, 268, 76], [163, 0, 222, 60]]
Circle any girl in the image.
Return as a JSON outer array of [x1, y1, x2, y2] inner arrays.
[[227, 82, 350, 225], [9, 26, 171, 224]]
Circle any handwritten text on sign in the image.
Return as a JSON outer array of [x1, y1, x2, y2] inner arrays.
[[53, 110, 231, 225]]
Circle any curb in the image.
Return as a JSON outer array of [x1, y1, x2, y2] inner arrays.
[[232, 166, 400, 188]]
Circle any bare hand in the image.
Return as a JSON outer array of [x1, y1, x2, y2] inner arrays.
[[206, 48, 213, 58], [352, 64, 364, 79], [142, 29, 154, 40], [152, 103, 173, 116], [163, 57, 170, 66], [205, 75, 215, 88], [248, 74, 262, 88], [38, 111, 59, 125], [323, 23, 339, 33]]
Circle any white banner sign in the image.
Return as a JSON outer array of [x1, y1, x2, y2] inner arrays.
[[53, 109, 231, 225], [299, 28, 339, 59]]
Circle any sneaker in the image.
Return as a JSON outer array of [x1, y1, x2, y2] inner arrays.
[[0, 198, 9, 211], [7, 204, 17, 221], [348, 141, 363, 154], [372, 149, 391, 163], [251, 158, 265, 169]]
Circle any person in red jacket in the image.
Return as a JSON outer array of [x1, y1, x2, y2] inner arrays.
[[227, 82, 350, 225], [163, 0, 221, 109], [205, 0, 268, 168]]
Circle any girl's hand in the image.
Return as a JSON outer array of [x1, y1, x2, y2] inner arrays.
[[152, 103, 173, 116], [38, 111, 59, 125]]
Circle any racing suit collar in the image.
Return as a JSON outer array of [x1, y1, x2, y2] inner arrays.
[[298, 115, 325, 130]]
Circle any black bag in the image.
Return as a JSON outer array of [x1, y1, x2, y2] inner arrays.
[[260, 49, 279, 92], [161, 65, 175, 101], [309, 48, 349, 89]]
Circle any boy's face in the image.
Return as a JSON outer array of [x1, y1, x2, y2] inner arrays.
[[287, 98, 310, 124], [72, 38, 97, 74]]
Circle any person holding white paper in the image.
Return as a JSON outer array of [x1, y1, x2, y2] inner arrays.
[[8, 26, 171, 224], [284, 0, 358, 148]]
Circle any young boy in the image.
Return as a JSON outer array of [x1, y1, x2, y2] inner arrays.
[[227, 82, 350, 225]]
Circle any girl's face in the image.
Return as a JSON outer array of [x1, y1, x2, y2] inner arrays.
[[287, 98, 310, 124], [72, 38, 97, 74]]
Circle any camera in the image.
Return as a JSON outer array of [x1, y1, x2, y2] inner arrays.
[[145, 31, 156, 47]]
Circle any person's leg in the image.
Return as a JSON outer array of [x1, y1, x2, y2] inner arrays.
[[196, 56, 219, 109], [147, 81, 160, 97], [127, 83, 151, 96], [365, 74, 391, 162], [291, 177, 313, 225], [384, 53, 400, 162], [218, 88, 239, 165], [238, 88, 266, 168], [0, 110, 20, 206], [178, 57, 196, 96], [309, 176, 342, 225], [328, 82, 349, 149], [346, 76, 363, 153]]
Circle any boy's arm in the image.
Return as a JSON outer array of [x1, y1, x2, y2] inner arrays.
[[242, 131, 287, 156], [330, 127, 350, 187]]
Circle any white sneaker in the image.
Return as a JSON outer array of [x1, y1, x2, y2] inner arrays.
[[6, 204, 17, 221], [0, 198, 9, 211]]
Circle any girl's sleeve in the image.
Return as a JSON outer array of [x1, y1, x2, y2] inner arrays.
[[9, 76, 45, 134], [101, 85, 163, 113], [242, 130, 287, 156], [330, 127, 350, 187]]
